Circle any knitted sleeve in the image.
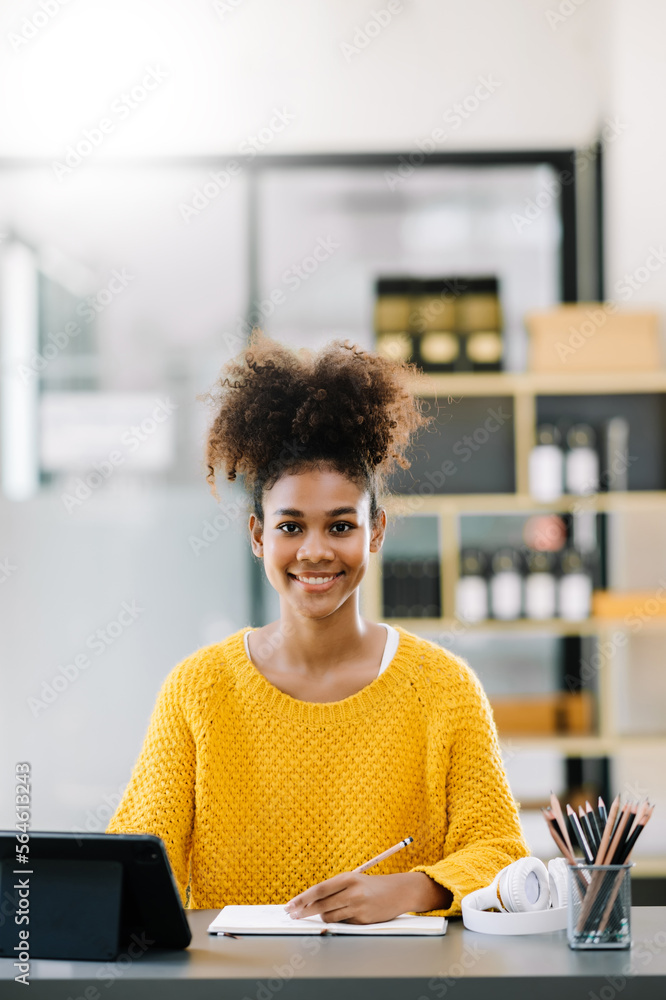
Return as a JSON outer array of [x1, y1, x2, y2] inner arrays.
[[409, 658, 530, 917], [105, 669, 196, 908]]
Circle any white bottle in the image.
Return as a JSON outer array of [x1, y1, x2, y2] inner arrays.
[[490, 548, 523, 620], [558, 548, 592, 620], [456, 549, 488, 623], [565, 424, 599, 496], [529, 424, 564, 502], [524, 550, 557, 619]]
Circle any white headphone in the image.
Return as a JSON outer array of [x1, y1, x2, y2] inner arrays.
[[461, 857, 569, 935]]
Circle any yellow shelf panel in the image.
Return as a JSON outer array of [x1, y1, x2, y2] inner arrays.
[[627, 857, 666, 877], [497, 735, 666, 755], [408, 370, 666, 398], [381, 492, 666, 516], [385, 616, 666, 635]]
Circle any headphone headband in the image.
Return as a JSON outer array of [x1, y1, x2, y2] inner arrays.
[[461, 858, 568, 935]]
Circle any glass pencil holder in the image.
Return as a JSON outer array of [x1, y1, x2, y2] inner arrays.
[[567, 863, 633, 950]]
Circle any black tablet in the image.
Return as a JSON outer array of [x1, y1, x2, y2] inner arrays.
[[0, 831, 192, 961]]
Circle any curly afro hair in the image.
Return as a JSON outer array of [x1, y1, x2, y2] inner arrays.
[[202, 329, 433, 526]]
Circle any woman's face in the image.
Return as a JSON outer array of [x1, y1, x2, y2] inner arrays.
[[249, 466, 386, 621]]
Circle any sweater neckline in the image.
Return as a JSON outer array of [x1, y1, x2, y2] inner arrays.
[[231, 625, 415, 724]]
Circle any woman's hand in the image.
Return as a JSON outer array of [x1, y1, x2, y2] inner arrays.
[[284, 871, 452, 924]]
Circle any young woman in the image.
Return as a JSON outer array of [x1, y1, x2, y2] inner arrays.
[[106, 331, 530, 923]]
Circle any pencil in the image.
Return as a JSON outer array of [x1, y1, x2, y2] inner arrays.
[[598, 796, 608, 829], [625, 799, 648, 841], [619, 802, 650, 864], [577, 795, 622, 932], [353, 836, 414, 874], [608, 799, 626, 846], [550, 792, 576, 859], [610, 802, 637, 864], [597, 803, 656, 938], [594, 794, 620, 865], [602, 802, 633, 866], [580, 804, 597, 854], [567, 803, 594, 863], [542, 808, 576, 864], [585, 800, 601, 851]]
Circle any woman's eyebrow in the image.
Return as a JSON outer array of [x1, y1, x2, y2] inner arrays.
[[272, 506, 359, 517]]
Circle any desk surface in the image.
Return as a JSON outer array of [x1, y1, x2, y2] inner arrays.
[[1, 907, 666, 999]]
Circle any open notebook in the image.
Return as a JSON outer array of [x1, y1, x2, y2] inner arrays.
[[208, 904, 447, 936]]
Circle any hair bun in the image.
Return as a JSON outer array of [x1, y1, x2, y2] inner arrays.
[[203, 330, 433, 510]]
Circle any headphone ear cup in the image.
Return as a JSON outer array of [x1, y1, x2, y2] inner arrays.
[[548, 857, 569, 908], [499, 857, 551, 912]]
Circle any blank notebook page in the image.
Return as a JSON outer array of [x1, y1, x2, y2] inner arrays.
[[207, 904, 447, 935]]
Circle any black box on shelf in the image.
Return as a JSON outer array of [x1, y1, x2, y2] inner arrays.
[[382, 557, 441, 618], [373, 274, 503, 373]]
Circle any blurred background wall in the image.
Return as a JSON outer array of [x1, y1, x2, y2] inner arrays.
[[1, 0, 665, 890]]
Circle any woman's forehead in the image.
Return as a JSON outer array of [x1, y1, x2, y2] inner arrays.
[[266, 468, 368, 509]]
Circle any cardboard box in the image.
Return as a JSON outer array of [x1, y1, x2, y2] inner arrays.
[[592, 590, 666, 619], [526, 305, 661, 373], [489, 692, 594, 735]]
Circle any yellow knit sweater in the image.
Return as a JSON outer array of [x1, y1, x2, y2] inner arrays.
[[106, 625, 530, 916]]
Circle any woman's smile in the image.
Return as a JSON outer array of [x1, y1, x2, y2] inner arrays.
[[288, 571, 344, 592]]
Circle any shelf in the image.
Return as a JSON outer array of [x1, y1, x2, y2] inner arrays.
[[497, 735, 666, 755], [625, 857, 666, 878], [381, 491, 666, 515], [384, 617, 666, 635], [408, 370, 666, 398]]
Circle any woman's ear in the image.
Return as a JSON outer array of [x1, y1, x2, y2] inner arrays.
[[369, 507, 387, 553], [249, 514, 264, 558]]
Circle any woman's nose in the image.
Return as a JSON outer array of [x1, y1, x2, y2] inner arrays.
[[296, 532, 335, 561]]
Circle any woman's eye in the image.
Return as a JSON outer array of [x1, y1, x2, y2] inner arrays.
[[277, 522, 354, 534]]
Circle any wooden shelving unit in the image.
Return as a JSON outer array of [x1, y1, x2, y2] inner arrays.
[[361, 369, 666, 878], [405, 370, 666, 397]]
